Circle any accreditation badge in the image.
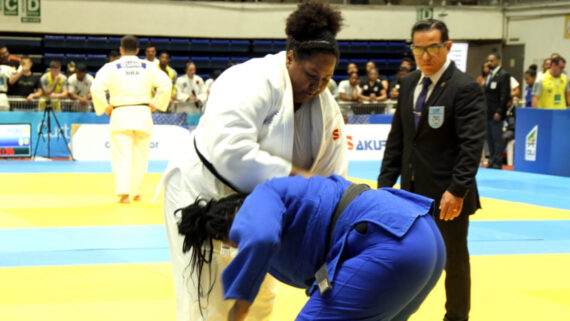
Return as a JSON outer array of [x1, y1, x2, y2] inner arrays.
[[554, 94, 561, 105], [428, 106, 445, 129]]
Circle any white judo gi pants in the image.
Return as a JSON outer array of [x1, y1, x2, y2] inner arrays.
[[110, 129, 150, 196], [164, 167, 276, 321]]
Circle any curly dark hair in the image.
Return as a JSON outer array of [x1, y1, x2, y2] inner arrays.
[[176, 193, 247, 312], [285, 0, 343, 61]]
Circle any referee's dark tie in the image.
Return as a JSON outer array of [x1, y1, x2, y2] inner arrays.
[[414, 77, 432, 128]]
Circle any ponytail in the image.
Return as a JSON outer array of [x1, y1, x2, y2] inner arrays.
[[176, 193, 247, 312]]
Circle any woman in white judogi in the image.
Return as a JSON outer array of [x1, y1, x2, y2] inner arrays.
[[91, 35, 171, 203], [163, 2, 348, 321]]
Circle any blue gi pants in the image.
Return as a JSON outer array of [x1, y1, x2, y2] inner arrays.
[[297, 214, 446, 321]]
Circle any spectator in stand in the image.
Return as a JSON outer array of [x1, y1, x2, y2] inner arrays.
[[28, 60, 68, 111], [523, 65, 537, 107], [158, 52, 178, 106], [510, 76, 521, 107], [144, 43, 159, 66], [361, 60, 389, 94], [109, 50, 120, 62], [389, 57, 413, 99], [361, 67, 387, 102], [328, 78, 339, 99], [346, 61, 358, 79], [175, 61, 207, 114], [66, 61, 76, 78], [0, 63, 15, 111], [204, 69, 222, 105], [532, 56, 570, 109], [67, 63, 94, 112], [0, 46, 20, 69], [9, 56, 40, 103], [338, 72, 362, 104], [205, 69, 222, 91], [476, 62, 491, 88], [536, 58, 551, 81]]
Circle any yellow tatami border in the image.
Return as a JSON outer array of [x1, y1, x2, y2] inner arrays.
[[0, 254, 569, 321], [0, 174, 569, 228]]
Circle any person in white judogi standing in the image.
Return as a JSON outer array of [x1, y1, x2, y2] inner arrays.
[[174, 61, 207, 114], [91, 35, 171, 204], [162, 2, 348, 321]]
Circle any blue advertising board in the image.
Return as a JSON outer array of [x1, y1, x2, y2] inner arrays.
[[0, 112, 191, 158], [514, 108, 570, 177]]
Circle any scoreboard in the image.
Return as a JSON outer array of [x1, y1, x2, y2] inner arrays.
[[0, 124, 32, 157]]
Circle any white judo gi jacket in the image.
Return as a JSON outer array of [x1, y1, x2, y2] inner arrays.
[[163, 51, 347, 321], [91, 55, 171, 132], [166, 51, 348, 196]]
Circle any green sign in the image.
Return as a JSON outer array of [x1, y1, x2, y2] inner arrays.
[[21, 16, 40, 23], [24, 0, 40, 17], [417, 7, 434, 21], [3, 0, 18, 16]]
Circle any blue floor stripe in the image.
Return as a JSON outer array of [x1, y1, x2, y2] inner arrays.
[[347, 161, 570, 211], [1, 221, 569, 267]]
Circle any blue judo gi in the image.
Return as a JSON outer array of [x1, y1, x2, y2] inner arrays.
[[222, 175, 446, 321]]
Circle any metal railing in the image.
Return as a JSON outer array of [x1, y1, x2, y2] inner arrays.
[[3, 97, 190, 114], [338, 100, 397, 115], [3, 97, 93, 112]]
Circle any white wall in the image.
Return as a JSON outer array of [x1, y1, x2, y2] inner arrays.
[[0, 0, 503, 40], [506, 4, 570, 72]]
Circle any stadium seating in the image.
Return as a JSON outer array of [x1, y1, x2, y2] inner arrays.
[[66, 36, 86, 49], [44, 35, 65, 48], [190, 39, 210, 52], [210, 40, 231, 52], [86, 36, 107, 50], [86, 54, 107, 67], [210, 56, 230, 69], [170, 55, 190, 69], [6, 33, 411, 83]]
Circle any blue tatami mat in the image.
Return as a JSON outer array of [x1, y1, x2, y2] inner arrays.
[[348, 161, 570, 211], [1, 221, 570, 267]]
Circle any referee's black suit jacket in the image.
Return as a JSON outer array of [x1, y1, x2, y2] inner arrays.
[[377, 62, 486, 216]]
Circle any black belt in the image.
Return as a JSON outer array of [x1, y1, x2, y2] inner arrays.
[[312, 183, 370, 296], [193, 138, 241, 193], [113, 103, 149, 108]]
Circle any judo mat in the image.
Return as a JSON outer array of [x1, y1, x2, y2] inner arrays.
[[0, 160, 569, 321]]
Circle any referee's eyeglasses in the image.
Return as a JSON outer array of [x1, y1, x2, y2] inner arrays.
[[410, 43, 447, 57]]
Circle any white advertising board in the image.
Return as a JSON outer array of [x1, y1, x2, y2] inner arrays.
[[71, 124, 191, 161], [449, 42, 469, 73], [345, 124, 391, 161]]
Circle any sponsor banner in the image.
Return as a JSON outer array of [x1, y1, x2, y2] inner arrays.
[[345, 124, 391, 161], [0, 112, 107, 158], [525, 125, 537, 162], [71, 124, 191, 161], [0, 112, 189, 158]]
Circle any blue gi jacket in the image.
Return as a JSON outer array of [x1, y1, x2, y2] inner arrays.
[[222, 175, 434, 303]]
